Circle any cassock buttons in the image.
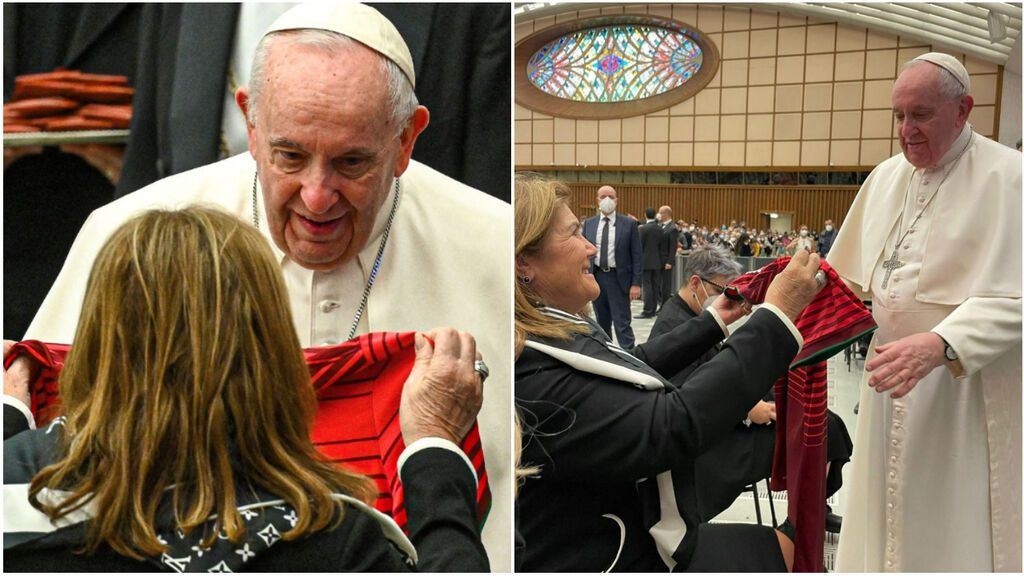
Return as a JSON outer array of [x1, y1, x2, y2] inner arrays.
[[319, 300, 341, 313]]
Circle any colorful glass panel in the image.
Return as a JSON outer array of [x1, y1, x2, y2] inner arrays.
[[527, 25, 704, 103]]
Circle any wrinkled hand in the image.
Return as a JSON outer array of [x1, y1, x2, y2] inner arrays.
[[629, 286, 641, 300], [3, 340, 33, 407], [763, 250, 822, 321], [710, 293, 752, 325], [400, 328, 484, 445], [748, 400, 776, 425], [866, 332, 945, 399]]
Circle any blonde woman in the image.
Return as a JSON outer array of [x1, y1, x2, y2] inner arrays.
[[514, 173, 822, 572], [4, 207, 486, 571]]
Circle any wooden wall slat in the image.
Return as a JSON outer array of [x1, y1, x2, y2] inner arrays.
[[566, 183, 859, 232]]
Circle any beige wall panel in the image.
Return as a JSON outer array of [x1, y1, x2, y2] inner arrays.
[[515, 103, 532, 120], [971, 105, 995, 136], [805, 54, 834, 83], [673, 5, 698, 25], [647, 4, 674, 19], [622, 116, 645, 142], [748, 85, 775, 113], [896, 46, 930, 66], [533, 143, 553, 165], [860, 139, 891, 165], [806, 24, 836, 53], [898, 35, 927, 47], [645, 143, 668, 166], [779, 13, 805, 27], [802, 112, 831, 140], [964, 56, 998, 74], [698, 4, 724, 32], [721, 87, 747, 114], [599, 119, 622, 142], [696, 88, 722, 114], [532, 16, 554, 31], [835, 52, 865, 82], [515, 21, 534, 42], [750, 29, 777, 57], [724, 6, 751, 31], [577, 120, 598, 142], [749, 57, 777, 85], [774, 113, 801, 140], [862, 109, 893, 139], [646, 116, 669, 142], [695, 116, 720, 141], [599, 143, 620, 165], [833, 81, 863, 110], [694, 142, 719, 165], [670, 98, 695, 115], [750, 8, 778, 29], [801, 140, 829, 165], [721, 59, 749, 87], [723, 31, 750, 59], [972, 74, 998, 106], [533, 119, 553, 143], [554, 118, 575, 142], [836, 25, 866, 51], [515, 120, 532, 143], [865, 49, 896, 79], [622, 143, 644, 165], [831, 111, 862, 139], [804, 83, 833, 111], [516, 143, 532, 165], [891, 138, 901, 156], [773, 141, 800, 164], [776, 55, 805, 84], [778, 26, 806, 56], [830, 140, 859, 165], [669, 142, 694, 166], [720, 142, 745, 166], [748, 114, 774, 140], [577, 143, 598, 165], [670, 116, 695, 141], [775, 85, 803, 112], [554, 143, 575, 165], [746, 141, 773, 165], [863, 79, 895, 109], [721, 115, 746, 141], [599, 6, 623, 15], [866, 30, 897, 49]]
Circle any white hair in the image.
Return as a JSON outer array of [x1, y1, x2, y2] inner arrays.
[[899, 59, 968, 101], [246, 29, 418, 134], [684, 244, 744, 280]]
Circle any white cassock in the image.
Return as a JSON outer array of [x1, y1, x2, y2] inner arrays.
[[829, 125, 1021, 572], [24, 153, 513, 570]]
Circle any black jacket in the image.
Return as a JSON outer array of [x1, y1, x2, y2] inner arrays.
[[639, 220, 666, 271], [515, 307, 798, 571], [4, 415, 487, 572]]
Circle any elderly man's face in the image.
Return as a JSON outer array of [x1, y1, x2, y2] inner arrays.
[[239, 40, 427, 271], [892, 64, 972, 169]]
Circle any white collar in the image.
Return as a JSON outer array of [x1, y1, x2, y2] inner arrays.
[[924, 123, 973, 174]]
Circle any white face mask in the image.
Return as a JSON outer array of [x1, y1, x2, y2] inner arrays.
[[692, 281, 716, 310], [598, 197, 616, 214], [800, 229, 809, 237], [825, 225, 834, 232], [681, 227, 689, 233]]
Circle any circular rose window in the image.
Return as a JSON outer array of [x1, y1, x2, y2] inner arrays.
[[516, 15, 719, 119]]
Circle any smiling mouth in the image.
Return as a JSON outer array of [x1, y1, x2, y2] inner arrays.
[[297, 213, 345, 235]]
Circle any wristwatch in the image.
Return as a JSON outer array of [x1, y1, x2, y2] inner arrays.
[[941, 337, 958, 362]]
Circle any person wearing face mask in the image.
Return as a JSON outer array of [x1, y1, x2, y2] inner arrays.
[[677, 220, 693, 254], [786, 225, 816, 255], [818, 219, 836, 259], [582, 185, 643, 349]]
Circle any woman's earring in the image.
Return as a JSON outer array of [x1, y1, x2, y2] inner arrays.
[[520, 275, 532, 284]]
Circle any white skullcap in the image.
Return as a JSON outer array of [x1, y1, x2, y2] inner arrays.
[[912, 52, 970, 93], [264, 2, 416, 88]]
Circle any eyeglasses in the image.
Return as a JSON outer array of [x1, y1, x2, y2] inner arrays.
[[700, 277, 727, 295]]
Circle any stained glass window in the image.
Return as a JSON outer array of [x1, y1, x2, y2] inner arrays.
[[526, 25, 703, 103]]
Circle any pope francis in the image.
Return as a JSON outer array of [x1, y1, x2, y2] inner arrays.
[[17, 3, 512, 570], [830, 53, 1021, 572]]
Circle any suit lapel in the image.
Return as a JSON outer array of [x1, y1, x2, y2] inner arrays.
[[64, 4, 130, 68]]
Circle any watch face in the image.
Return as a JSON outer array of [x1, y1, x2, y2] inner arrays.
[[945, 345, 958, 361]]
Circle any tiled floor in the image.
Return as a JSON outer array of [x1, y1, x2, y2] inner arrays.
[[623, 299, 866, 571]]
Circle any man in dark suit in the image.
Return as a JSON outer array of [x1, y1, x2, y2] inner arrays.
[[659, 205, 679, 306], [583, 185, 642, 349], [638, 207, 664, 319], [818, 218, 836, 258]]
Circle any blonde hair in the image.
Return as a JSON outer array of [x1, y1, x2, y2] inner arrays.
[[514, 173, 591, 356], [29, 207, 374, 559]]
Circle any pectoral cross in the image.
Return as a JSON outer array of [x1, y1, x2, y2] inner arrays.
[[881, 249, 904, 289]]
